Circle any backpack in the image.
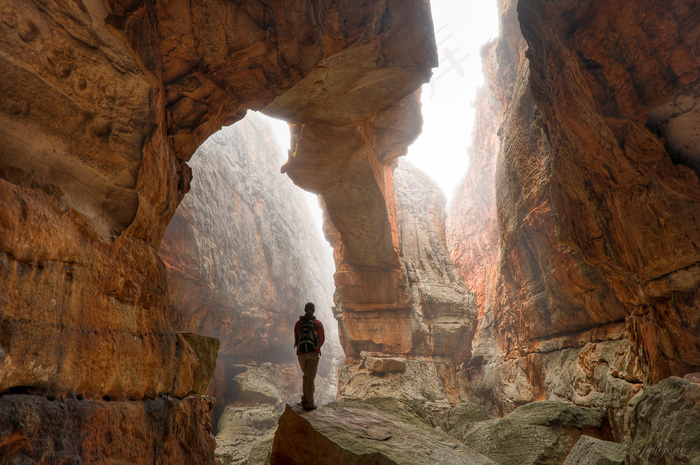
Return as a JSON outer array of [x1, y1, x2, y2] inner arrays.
[[295, 318, 319, 353]]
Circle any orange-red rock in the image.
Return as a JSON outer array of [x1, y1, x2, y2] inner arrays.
[[447, 0, 700, 427], [0, 0, 438, 459]]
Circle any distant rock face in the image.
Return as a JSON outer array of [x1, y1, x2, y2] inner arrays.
[[271, 399, 497, 465], [159, 114, 344, 439], [334, 161, 477, 402], [447, 0, 700, 430]]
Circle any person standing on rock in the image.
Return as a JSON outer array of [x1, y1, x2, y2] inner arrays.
[[294, 302, 325, 410]]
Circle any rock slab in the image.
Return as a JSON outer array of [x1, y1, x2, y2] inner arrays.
[[563, 436, 626, 465], [270, 399, 497, 465]]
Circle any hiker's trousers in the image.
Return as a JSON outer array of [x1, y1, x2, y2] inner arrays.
[[298, 352, 320, 404]]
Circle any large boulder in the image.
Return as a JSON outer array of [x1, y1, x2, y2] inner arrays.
[[453, 401, 608, 465], [627, 376, 700, 464], [270, 399, 497, 465], [562, 436, 626, 465]]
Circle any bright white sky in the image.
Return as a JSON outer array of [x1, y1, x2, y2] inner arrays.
[[262, 0, 499, 225]]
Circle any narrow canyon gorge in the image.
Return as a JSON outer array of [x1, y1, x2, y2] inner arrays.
[[0, 0, 698, 464]]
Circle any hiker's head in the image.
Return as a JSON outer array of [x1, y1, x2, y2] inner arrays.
[[304, 302, 315, 316]]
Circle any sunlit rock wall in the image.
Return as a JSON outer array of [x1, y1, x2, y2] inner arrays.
[[159, 113, 343, 423], [0, 0, 437, 459], [336, 161, 477, 404], [448, 0, 699, 438]]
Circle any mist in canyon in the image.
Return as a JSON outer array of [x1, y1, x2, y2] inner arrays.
[[0, 0, 699, 464]]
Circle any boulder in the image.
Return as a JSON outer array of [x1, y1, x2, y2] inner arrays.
[[364, 357, 407, 373], [627, 377, 700, 464], [562, 436, 626, 465], [216, 404, 282, 465], [454, 401, 607, 465], [270, 399, 497, 465]]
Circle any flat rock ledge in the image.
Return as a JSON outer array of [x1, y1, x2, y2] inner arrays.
[[270, 400, 496, 465]]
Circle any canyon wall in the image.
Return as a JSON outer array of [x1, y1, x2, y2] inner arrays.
[[0, 0, 437, 460], [448, 0, 700, 436], [336, 161, 477, 404], [158, 113, 344, 461]]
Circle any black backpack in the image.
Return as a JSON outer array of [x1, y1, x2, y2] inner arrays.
[[295, 318, 319, 353]]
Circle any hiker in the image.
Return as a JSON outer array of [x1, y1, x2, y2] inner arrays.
[[294, 302, 325, 410]]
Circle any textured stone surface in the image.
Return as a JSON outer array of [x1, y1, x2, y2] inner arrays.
[[338, 357, 452, 405], [562, 436, 626, 465], [626, 377, 700, 465], [446, 0, 699, 429], [453, 401, 608, 465], [0, 394, 217, 464], [1, 0, 436, 460], [271, 399, 497, 465], [160, 115, 343, 433], [334, 161, 476, 404], [365, 357, 407, 373], [216, 403, 281, 465]]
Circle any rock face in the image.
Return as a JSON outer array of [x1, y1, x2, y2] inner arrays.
[[1, 0, 436, 459], [333, 161, 477, 403], [0, 394, 217, 464], [446, 0, 700, 434], [271, 399, 497, 465], [451, 401, 608, 465], [626, 376, 700, 464]]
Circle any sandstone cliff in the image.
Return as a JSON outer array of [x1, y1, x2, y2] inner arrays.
[[0, 0, 437, 460], [334, 160, 477, 405], [159, 113, 344, 462], [447, 0, 700, 438]]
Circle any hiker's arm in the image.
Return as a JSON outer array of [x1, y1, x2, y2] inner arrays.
[[317, 321, 325, 348]]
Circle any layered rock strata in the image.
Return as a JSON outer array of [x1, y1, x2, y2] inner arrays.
[[334, 161, 477, 402], [447, 0, 700, 434], [0, 0, 438, 459]]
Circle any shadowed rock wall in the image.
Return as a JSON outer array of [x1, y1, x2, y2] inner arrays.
[[447, 0, 700, 436]]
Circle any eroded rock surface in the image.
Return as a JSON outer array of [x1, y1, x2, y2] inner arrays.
[[271, 399, 497, 465], [0, 394, 217, 464], [563, 436, 626, 465], [446, 0, 700, 433], [626, 376, 700, 464], [1, 0, 437, 460], [452, 401, 608, 465], [334, 161, 477, 403]]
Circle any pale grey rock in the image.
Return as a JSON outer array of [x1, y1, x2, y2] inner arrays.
[[271, 399, 498, 465], [454, 401, 607, 465], [562, 436, 626, 465], [627, 377, 700, 465]]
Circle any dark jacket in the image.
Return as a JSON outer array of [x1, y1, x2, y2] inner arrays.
[[294, 315, 325, 355]]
